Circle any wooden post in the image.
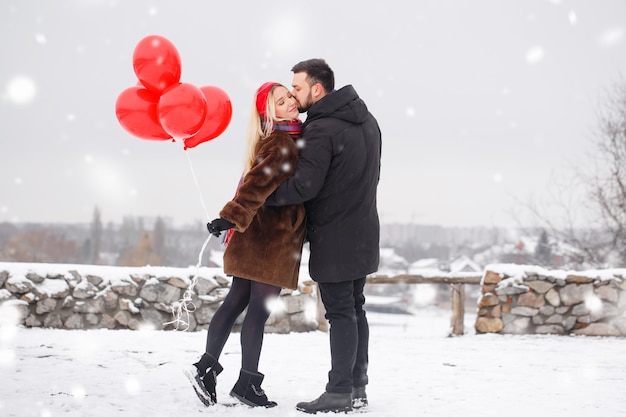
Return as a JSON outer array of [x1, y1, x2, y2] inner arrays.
[[450, 283, 465, 336], [364, 273, 481, 336]]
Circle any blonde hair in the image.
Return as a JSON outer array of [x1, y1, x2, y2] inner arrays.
[[242, 84, 288, 175]]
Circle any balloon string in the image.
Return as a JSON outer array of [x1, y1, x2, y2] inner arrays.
[[184, 150, 211, 222], [164, 149, 214, 330], [165, 233, 213, 331]]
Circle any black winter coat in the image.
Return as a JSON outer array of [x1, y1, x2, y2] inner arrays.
[[266, 85, 381, 283]]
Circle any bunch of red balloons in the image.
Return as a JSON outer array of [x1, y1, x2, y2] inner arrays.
[[115, 35, 232, 150]]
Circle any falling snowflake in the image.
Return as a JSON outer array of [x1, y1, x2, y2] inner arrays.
[[71, 385, 86, 400], [526, 46, 545, 64], [34, 33, 47, 45], [5, 75, 37, 105], [599, 28, 623, 47], [125, 376, 141, 396]]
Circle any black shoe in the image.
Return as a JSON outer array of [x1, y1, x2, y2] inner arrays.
[[352, 386, 368, 409], [184, 354, 223, 406], [230, 369, 277, 408], [296, 391, 352, 414]]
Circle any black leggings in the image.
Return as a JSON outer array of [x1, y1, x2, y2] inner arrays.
[[205, 276, 281, 372]]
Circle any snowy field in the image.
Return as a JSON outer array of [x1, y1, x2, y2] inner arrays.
[[2, 308, 625, 417]]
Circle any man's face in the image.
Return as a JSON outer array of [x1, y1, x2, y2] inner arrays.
[[291, 72, 314, 113]]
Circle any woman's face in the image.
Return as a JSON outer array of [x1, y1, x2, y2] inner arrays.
[[272, 86, 299, 120]]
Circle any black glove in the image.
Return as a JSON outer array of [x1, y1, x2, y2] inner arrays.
[[207, 217, 235, 237]]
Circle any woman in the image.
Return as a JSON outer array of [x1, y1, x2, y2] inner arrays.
[[185, 82, 306, 408]]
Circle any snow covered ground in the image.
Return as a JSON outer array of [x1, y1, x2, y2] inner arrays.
[[2, 308, 625, 417]]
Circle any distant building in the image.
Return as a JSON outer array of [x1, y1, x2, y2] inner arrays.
[[449, 255, 481, 273], [408, 258, 444, 275], [377, 248, 409, 275]]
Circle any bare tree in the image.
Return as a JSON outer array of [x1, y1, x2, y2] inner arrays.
[[152, 216, 166, 263], [2, 230, 78, 263], [523, 79, 626, 267], [89, 206, 103, 264], [586, 80, 626, 265], [118, 231, 161, 267]]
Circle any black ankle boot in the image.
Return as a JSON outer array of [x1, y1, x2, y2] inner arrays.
[[352, 386, 368, 408], [296, 391, 352, 414], [230, 369, 277, 408], [184, 353, 223, 406]]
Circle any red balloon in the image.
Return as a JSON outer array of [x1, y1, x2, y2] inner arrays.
[[158, 82, 207, 139], [183, 86, 232, 149], [115, 86, 172, 140], [133, 35, 181, 94]]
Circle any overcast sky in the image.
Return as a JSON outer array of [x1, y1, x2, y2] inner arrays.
[[1, 0, 625, 228]]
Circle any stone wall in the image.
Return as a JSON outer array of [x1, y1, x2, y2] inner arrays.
[[0, 262, 319, 333], [476, 264, 626, 337]]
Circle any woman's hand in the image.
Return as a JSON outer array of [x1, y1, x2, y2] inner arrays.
[[206, 217, 235, 237]]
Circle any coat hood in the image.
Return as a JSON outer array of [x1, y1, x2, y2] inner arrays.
[[305, 85, 370, 126]]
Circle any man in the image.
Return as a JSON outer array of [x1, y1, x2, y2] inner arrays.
[[266, 58, 382, 413]]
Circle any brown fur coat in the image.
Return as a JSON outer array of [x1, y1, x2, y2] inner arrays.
[[219, 130, 306, 290]]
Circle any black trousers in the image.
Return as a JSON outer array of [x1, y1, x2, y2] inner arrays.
[[317, 277, 369, 394]]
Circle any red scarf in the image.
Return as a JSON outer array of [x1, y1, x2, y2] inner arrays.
[[272, 119, 302, 139]]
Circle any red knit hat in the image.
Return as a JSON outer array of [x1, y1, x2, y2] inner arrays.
[[256, 81, 278, 116]]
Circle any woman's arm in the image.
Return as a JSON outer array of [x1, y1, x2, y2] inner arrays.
[[219, 133, 298, 231]]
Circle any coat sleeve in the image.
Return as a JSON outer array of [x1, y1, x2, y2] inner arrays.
[[264, 124, 332, 206], [219, 133, 298, 232]]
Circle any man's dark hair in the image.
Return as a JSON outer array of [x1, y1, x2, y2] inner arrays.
[[291, 58, 335, 93]]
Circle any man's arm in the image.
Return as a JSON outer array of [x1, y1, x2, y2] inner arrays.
[[265, 131, 332, 206]]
